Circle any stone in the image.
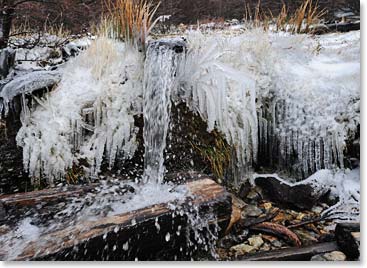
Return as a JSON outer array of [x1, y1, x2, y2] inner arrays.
[[248, 236, 264, 249], [255, 176, 329, 210], [238, 181, 251, 200], [0, 48, 15, 79], [218, 229, 249, 249], [311, 251, 346, 261], [0, 200, 6, 220], [246, 188, 262, 202], [230, 244, 256, 255], [241, 205, 263, 218], [270, 239, 283, 248]]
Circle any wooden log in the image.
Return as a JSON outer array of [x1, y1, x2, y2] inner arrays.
[[335, 222, 360, 260], [1, 178, 231, 261], [236, 242, 339, 261]]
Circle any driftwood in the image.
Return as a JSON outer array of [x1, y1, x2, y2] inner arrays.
[[237, 242, 339, 261], [0, 178, 232, 261], [335, 222, 360, 260]]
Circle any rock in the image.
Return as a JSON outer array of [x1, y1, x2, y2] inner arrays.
[[270, 239, 283, 248], [259, 243, 271, 251], [248, 235, 264, 249], [311, 251, 346, 261], [241, 204, 263, 218], [218, 229, 249, 249], [230, 244, 257, 255], [0, 48, 15, 79], [0, 70, 61, 115], [255, 176, 329, 210], [246, 188, 263, 202], [335, 222, 360, 260], [0, 200, 6, 220], [238, 181, 251, 200]]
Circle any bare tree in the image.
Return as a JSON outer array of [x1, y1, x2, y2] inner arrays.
[[0, 0, 55, 49]]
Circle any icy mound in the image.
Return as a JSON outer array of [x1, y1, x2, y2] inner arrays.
[[16, 38, 143, 184]]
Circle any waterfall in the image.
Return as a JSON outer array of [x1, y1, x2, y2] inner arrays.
[[142, 42, 182, 183]]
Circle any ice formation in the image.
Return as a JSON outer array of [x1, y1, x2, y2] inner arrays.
[[15, 37, 143, 184], [12, 29, 359, 188], [176, 32, 258, 183], [0, 70, 61, 116]]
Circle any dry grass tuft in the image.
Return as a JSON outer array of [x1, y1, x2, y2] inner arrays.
[[100, 0, 160, 48], [289, 0, 326, 33], [244, 0, 326, 34]]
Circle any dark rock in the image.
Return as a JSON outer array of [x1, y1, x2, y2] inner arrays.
[[0, 48, 15, 79], [255, 176, 328, 210], [335, 222, 360, 260], [0, 200, 6, 220], [150, 38, 187, 54], [238, 180, 251, 200]]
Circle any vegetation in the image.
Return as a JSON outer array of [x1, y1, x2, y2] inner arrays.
[[243, 0, 327, 33], [191, 130, 232, 181], [101, 0, 160, 48]]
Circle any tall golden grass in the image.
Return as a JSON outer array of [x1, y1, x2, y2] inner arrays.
[[101, 0, 160, 48], [244, 0, 326, 34]]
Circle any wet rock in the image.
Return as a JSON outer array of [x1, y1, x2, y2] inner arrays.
[[218, 229, 249, 249], [335, 222, 360, 260], [0, 48, 15, 79], [238, 181, 251, 200], [255, 176, 328, 210], [241, 205, 263, 218], [311, 251, 346, 261], [0, 200, 6, 220], [246, 187, 263, 202]]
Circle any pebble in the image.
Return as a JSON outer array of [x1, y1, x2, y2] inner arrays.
[[248, 235, 264, 249], [311, 251, 346, 261], [230, 244, 257, 255], [242, 205, 263, 218]]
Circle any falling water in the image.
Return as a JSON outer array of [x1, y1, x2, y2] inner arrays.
[[142, 42, 182, 183]]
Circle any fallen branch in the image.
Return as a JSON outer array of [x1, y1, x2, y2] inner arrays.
[[250, 222, 301, 247], [287, 215, 328, 229]]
